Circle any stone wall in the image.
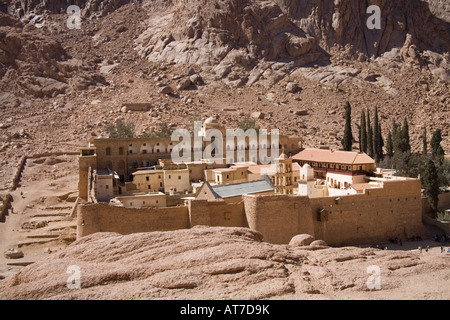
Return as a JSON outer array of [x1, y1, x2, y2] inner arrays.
[[77, 203, 190, 238], [189, 199, 246, 228], [77, 178, 427, 246], [310, 179, 426, 246], [243, 194, 314, 244]]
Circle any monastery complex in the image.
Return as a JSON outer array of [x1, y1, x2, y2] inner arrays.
[[77, 118, 427, 246]]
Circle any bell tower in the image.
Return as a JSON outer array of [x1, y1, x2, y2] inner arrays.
[[274, 154, 293, 195]]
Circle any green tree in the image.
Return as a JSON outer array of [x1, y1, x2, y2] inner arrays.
[[392, 120, 400, 154], [105, 120, 135, 138], [341, 102, 353, 151], [143, 122, 174, 138], [237, 119, 260, 132], [386, 131, 394, 157], [430, 129, 444, 164], [360, 109, 367, 153], [373, 107, 383, 161], [367, 109, 373, 157], [400, 117, 411, 153], [422, 127, 428, 155], [423, 159, 440, 214], [378, 122, 384, 160]]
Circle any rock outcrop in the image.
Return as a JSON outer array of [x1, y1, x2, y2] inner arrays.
[[0, 226, 448, 300], [0, 12, 107, 98], [133, 0, 450, 89]]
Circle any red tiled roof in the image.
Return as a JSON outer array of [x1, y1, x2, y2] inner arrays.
[[292, 149, 375, 165]]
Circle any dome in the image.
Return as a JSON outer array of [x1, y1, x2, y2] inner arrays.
[[303, 163, 311, 169], [278, 153, 288, 160]]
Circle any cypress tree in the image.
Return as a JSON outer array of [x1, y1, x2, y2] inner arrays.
[[373, 107, 381, 161], [341, 101, 353, 151], [392, 120, 400, 154], [378, 122, 384, 160], [360, 110, 367, 153], [367, 109, 374, 158], [386, 131, 394, 157], [423, 159, 439, 213], [401, 117, 411, 153], [423, 127, 428, 155], [430, 129, 444, 164]]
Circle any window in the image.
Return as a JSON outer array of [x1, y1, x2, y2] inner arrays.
[[106, 148, 111, 156], [148, 185, 151, 190], [119, 147, 124, 155], [146, 177, 149, 181], [105, 185, 109, 190], [178, 176, 181, 180]]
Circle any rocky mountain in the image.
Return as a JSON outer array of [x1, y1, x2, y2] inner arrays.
[[135, 0, 450, 88], [0, 0, 448, 188]]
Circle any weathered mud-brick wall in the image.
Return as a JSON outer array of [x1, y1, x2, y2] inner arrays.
[[310, 179, 426, 246], [77, 203, 190, 238], [188, 199, 246, 228], [243, 194, 314, 244]]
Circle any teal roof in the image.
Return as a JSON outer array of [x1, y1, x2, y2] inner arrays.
[[209, 175, 274, 199]]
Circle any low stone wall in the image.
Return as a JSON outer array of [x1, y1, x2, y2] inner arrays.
[[77, 203, 190, 238], [76, 179, 427, 246], [10, 156, 27, 191], [189, 199, 246, 228], [0, 193, 12, 222], [243, 194, 314, 244]]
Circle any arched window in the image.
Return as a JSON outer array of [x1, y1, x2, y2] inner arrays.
[[106, 147, 111, 156]]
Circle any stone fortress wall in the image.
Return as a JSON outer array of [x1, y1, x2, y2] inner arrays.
[[77, 178, 427, 246]]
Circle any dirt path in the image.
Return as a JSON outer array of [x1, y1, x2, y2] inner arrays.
[[0, 155, 79, 278]]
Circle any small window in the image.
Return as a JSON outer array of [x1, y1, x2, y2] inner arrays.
[[106, 148, 111, 156], [105, 185, 109, 189], [146, 177, 149, 181], [178, 176, 181, 180]]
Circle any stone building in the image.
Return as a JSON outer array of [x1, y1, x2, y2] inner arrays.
[[273, 154, 294, 195], [292, 148, 376, 190], [78, 117, 303, 201]]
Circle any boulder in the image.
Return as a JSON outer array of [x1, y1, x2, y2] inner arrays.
[[294, 110, 308, 116], [310, 240, 328, 247], [251, 112, 265, 120], [286, 82, 301, 93], [158, 86, 174, 95], [4, 249, 24, 259], [177, 78, 192, 90], [289, 234, 315, 247], [189, 74, 203, 85]]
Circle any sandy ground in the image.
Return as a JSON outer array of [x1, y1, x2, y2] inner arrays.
[[0, 154, 78, 278]]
